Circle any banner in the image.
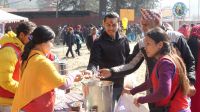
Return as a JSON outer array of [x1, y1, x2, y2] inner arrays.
[[121, 17, 128, 29], [120, 9, 134, 21]]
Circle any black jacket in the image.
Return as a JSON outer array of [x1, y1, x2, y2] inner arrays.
[[110, 30, 196, 85], [86, 35, 94, 51], [74, 30, 84, 42], [63, 32, 75, 47], [87, 31, 130, 87], [188, 36, 200, 66]]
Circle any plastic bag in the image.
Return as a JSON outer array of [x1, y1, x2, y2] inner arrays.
[[115, 94, 149, 112]]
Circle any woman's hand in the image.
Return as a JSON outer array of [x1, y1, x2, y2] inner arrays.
[[74, 75, 83, 82], [133, 97, 140, 107], [74, 71, 83, 82], [81, 70, 93, 79]]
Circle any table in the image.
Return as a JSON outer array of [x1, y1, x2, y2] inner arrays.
[[54, 88, 84, 112]]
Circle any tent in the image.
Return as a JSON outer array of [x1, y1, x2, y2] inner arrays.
[[0, 9, 29, 37], [0, 9, 28, 23]]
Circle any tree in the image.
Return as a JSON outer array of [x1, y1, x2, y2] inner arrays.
[[49, 0, 99, 12], [84, 0, 99, 12]]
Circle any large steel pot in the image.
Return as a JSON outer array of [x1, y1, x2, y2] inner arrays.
[[82, 80, 113, 112]]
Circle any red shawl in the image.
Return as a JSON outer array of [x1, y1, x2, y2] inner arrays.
[[190, 25, 200, 39]]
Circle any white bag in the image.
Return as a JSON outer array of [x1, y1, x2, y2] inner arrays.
[[115, 94, 149, 112]]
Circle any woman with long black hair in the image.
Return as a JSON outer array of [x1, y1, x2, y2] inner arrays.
[[11, 26, 81, 112]]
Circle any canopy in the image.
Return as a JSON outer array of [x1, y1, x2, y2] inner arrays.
[[0, 9, 29, 23]]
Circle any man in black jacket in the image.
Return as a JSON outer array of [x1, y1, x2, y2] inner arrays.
[[63, 27, 75, 58], [87, 12, 130, 108]]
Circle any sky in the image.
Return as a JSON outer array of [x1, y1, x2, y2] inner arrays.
[[159, 0, 200, 20]]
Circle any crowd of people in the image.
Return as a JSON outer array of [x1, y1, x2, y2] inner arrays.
[[0, 8, 199, 112], [55, 24, 101, 58]]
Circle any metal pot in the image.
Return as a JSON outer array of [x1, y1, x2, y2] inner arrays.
[[82, 80, 113, 112]]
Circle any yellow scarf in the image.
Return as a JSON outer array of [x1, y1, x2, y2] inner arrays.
[[11, 50, 66, 112]]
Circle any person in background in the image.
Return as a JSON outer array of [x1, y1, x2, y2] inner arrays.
[[4, 26, 16, 38], [0, 21, 36, 112], [178, 24, 190, 40], [187, 25, 200, 112], [124, 27, 191, 112], [190, 24, 195, 28], [74, 33, 82, 56], [126, 25, 136, 42], [86, 12, 130, 109], [74, 25, 85, 42], [11, 26, 82, 112], [63, 27, 75, 58], [97, 25, 104, 36], [86, 27, 99, 51], [163, 22, 174, 31]]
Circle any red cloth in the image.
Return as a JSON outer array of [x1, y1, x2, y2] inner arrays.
[[191, 39, 200, 112], [22, 90, 55, 112], [151, 56, 189, 112], [21, 53, 57, 112], [178, 25, 190, 39], [46, 53, 55, 61], [190, 25, 200, 39], [0, 43, 21, 98]]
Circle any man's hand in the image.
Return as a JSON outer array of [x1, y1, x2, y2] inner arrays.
[[99, 68, 112, 79], [122, 88, 131, 95]]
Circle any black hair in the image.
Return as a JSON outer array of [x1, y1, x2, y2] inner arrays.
[[5, 26, 12, 33], [103, 12, 119, 22], [146, 27, 170, 55], [182, 24, 187, 28], [21, 25, 55, 61], [190, 23, 195, 28], [16, 21, 36, 37]]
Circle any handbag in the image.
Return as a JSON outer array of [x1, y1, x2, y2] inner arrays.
[[150, 85, 180, 112]]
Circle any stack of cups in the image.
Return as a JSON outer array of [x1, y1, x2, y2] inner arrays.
[[54, 60, 68, 75], [59, 62, 67, 75]]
